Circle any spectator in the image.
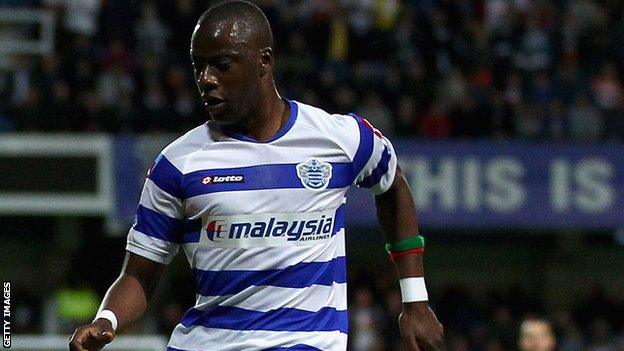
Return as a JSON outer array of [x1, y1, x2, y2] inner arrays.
[[514, 102, 543, 140], [419, 103, 452, 139], [357, 91, 394, 135], [591, 62, 624, 112], [588, 318, 615, 351], [350, 286, 385, 351], [135, 1, 171, 57], [395, 94, 418, 136], [44, 0, 101, 38], [568, 94, 603, 141], [518, 318, 556, 351], [543, 99, 569, 141], [514, 16, 552, 73], [450, 94, 493, 138]]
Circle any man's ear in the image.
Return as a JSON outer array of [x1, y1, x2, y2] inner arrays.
[[259, 47, 274, 76]]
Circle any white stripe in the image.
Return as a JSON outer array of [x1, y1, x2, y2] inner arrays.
[[140, 178, 184, 219], [195, 282, 348, 312], [294, 103, 361, 162], [172, 126, 352, 174], [168, 326, 347, 351], [185, 229, 345, 271], [126, 229, 179, 264], [185, 187, 348, 217]]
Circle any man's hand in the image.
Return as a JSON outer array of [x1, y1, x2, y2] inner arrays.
[[69, 319, 115, 351], [399, 301, 445, 351]]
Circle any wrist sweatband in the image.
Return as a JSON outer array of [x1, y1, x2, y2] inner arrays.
[[389, 247, 425, 261], [94, 309, 118, 331], [385, 235, 425, 254], [399, 277, 428, 302]]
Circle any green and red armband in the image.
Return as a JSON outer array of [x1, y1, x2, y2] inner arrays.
[[385, 235, 425, 261]]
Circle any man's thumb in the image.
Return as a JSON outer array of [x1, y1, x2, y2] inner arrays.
[[99, 330, 115, 344]]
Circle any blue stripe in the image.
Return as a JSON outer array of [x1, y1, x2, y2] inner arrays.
[[357, 145, 391, 189], [265, 345, 323, 351], [148, 154, 184, 199], [193, 256, 346, 296], [181, 230, 201, 243], [349, 113, 375, 184], [183, 163, 353, 198], [333, 203, 345, 235], [134, 205, 201, 243], [180, 306, 348, 333]]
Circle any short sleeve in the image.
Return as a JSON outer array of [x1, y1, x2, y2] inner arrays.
[[126, 154, 186, 264], [349, 114, 398, 195]]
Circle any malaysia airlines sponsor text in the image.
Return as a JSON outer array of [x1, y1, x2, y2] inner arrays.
[[203, 208, 339, 247]]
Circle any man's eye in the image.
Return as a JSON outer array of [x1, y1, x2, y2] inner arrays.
[[216, 61, 232, 70]]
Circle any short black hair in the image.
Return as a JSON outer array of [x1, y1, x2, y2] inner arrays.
[[199, 1, 273, 49]]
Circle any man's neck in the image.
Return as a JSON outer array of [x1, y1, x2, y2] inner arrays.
[[236, 88, 289, 142]]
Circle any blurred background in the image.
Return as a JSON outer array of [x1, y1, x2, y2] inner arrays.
[[0, 0, 623, 350]]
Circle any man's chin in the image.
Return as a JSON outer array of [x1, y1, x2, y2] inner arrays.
[[208, 111, 239, 126], [206, 100, 227, 113]]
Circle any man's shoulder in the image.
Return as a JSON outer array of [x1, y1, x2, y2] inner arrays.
[[293, 100, 363, 159], [159, 123, 214, 164], [294, 100, 359, 134]]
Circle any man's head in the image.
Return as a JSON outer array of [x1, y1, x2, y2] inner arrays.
[[190, 0, 275, 125], [518, 318, 556, 351]]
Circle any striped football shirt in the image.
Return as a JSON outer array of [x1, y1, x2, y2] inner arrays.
[[126, 99, 397, 351]]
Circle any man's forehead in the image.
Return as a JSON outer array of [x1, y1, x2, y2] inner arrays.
[[193, 18, 253, 47]]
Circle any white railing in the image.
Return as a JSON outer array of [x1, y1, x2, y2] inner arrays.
[[0, 134, 114, 216], [11, 335, 169, 351]]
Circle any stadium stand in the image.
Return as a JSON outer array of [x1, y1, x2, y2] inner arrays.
[[1, 1, 624, 350]]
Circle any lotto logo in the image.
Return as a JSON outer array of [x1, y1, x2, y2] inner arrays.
[[202, 175, 244, 185]]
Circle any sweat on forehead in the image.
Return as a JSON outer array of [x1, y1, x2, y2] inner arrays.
[[196, 0, 273, 48]]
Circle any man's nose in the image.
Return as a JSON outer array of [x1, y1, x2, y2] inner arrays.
[[199, 67, 218, 88]]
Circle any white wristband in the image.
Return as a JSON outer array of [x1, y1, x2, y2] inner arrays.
[[94, 309, 118, 331], [399, 277, 429, 302]]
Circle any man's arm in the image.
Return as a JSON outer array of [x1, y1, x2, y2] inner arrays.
[[375, 165, 445, 351], [69, 252, 165, 351]]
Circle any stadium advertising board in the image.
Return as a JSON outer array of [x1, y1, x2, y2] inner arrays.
[[347, 140, 623, 230], [111, 137, 623, 231]]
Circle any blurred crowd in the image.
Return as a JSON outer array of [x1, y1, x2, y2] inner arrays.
[[1, 0, 624, 140], [345, 269, 624, 351]]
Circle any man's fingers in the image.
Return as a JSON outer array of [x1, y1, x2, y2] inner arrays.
[[406, 336, 421, 351], [69, 328, 89, 351], [432, 322, 446, 350], [68, 341, 88, 351], [69, 339, 88, 351], [68, 326, 114, 351], [417, 325, 445, 351], [401, 330, 421, 351]]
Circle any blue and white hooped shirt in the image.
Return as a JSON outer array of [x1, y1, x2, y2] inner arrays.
[[126, 100, 397, 351]]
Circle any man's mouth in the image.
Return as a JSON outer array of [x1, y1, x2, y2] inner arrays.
[[204, 96, 226, 108]]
